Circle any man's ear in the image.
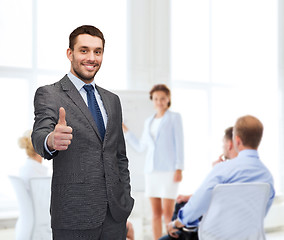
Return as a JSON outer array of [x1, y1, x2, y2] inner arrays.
[[229, 140, 234, 150], [234, 135, 242, 148], [67, 48, 73, 61]]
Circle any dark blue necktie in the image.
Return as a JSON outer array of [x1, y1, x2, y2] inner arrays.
[[83, 85, 105, 140]]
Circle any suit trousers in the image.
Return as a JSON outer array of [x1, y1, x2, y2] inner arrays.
[[52, 207, 127, 240]]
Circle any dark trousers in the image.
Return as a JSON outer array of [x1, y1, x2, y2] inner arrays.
[[159, 202, 199, 240], [159, 231, 198, 240], [52, 207, 127, 240]]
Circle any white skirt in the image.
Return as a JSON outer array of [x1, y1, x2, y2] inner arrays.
[[145, 171, 179, 199]]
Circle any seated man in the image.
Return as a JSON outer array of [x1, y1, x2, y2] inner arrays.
[[159, 126, 237, 240], [166, 115, 275, 239]]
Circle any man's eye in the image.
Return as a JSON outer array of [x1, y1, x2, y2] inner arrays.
[[81, 50, 87, 53]]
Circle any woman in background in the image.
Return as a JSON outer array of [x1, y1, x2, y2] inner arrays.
[[18, 130, 49, 189], [123, 84, 184, 240]]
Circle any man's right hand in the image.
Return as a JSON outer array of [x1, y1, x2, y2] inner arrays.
[[47, 107, 73, 151], [212, 154, 225, 167]]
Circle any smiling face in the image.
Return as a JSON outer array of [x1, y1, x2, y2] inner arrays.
[[67, 34, 103, 83], [152, 90, 170, 113]]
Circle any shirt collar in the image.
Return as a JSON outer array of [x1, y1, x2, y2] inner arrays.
[[67, 72, 95, 91], [238, 149, 259, 158]]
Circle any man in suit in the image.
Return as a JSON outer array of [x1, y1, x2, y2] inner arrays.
[[32, 25, 134, 240]]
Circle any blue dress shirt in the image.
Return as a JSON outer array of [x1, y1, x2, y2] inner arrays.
[[177, 149, 275, 227]]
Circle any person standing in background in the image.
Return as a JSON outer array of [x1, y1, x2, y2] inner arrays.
[[32, 25, 134, 240], [123, 84, 184, 240]]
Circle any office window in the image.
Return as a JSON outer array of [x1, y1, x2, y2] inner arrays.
[[171, 1, 210, 83], [0, 0, 33, 68], [171, 0, 279, 193], [0, 78, 31, 198], [171, 89, 211, 191]]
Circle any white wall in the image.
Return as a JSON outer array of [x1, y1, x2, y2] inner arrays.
[[278, 0, 284, 193]]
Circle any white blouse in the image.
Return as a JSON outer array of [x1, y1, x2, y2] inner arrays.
[[150, 117, 163, 140]]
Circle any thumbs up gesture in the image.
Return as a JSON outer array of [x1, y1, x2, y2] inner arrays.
[[47, 107, 73, 151]]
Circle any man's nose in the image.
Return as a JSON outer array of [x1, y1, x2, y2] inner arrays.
[[87, 52, 96, 61]]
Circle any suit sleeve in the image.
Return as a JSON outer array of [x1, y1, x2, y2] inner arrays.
[[115, 96, 132, 195], [32, 86, 59, 160]]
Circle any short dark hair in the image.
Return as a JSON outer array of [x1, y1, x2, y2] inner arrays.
[[149, 84, 171, 107], [224, 127, 233, 141], [69, 25, 105, 50], [234, 115, 263, 149]]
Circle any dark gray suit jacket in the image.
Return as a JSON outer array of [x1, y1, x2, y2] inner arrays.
[[32, 75, 134, 230]]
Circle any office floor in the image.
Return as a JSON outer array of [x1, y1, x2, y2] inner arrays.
[[267, 230, 284, 240], [1, 227, 284, 240]]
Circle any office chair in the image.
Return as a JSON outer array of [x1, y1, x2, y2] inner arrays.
[[30, 177, 52, 240], [198, 182, 270, 240], [9, 175, 34, 240], [9, 176, 52, 240]]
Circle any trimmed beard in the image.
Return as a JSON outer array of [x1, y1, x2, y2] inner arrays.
[[73, 68, 98, 82]]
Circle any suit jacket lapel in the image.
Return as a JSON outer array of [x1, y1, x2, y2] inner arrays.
[[60, 75, 103, 141], [147, 114, 156, 143]]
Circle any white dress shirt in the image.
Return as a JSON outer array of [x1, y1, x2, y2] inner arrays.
[[150, 117, 162, 140], [67, 72, 108, 127]]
